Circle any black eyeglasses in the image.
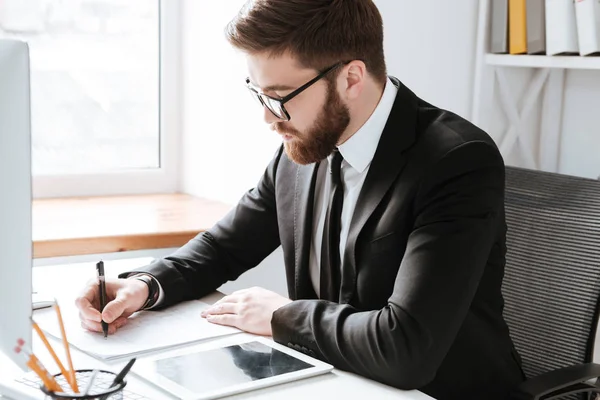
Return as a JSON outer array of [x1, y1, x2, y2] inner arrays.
[[245, 61, 349, 121]]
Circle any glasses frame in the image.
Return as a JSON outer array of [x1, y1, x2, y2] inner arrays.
[[245, 61, 350, 121]]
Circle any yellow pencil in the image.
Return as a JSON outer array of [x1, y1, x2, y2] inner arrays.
[[31, 319, 76, 392], [14, 339, 63, 393], [54, 302, 79, 393]]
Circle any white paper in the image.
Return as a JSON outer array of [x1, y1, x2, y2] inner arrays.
[[33, 299, 242, 361]]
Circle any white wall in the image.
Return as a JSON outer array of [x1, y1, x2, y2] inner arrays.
[[180, 0, 281, 206], [376, 0, 479, 120]]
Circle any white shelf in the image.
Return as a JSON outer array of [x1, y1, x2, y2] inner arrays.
[[486, 53, 600, 70]]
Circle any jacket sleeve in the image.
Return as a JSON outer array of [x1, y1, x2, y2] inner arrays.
[[123, 146, 284, 308], [271, 141, 505, 389]]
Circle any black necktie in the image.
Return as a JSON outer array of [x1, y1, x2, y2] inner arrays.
[[320, 150, 344, 301]]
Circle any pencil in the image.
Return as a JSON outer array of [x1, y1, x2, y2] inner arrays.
[[83, 369, 99, 395], [31, 319, 76, 392], [14, 339, 63, 392], [54, 302, 79, 393]]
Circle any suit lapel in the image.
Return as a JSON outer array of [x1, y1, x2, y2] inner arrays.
[[339, 78, 420, 304], [293, 161, 320, 299]]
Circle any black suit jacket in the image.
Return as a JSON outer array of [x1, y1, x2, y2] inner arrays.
[[130, 78, 525, 400]]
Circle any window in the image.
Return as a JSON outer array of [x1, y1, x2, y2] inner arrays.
[[0, 0, 180, 197]]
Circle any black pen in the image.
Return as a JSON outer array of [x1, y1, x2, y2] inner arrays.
[[110, 358, 136, 388], [96, 261, 109, 338], [98, 358, 136, 400]]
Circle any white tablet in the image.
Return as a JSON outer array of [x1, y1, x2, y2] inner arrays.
[[132, 335, 333, 400]]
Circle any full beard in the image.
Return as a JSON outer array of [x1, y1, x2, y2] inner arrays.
[[273, 83, 350, 165]]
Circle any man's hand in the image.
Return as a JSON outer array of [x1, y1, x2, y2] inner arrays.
[[201, 287, 292, 336], [75, 277, 149, 335]]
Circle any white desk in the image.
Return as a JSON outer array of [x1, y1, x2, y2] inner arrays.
[[1, 257, 434, 400]]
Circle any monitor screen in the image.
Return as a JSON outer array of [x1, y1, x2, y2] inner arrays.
[[0, 39, 33, 371]]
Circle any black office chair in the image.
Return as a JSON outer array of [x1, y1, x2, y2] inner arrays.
[[503, 166, 600, 400]]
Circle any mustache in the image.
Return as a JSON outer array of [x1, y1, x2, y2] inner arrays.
[[271, 123, 299, 136]]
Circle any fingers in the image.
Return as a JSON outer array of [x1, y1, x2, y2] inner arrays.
[[111, 316, 129, 333], [102, 296, 128, 324], [205, 313, 240, 328], [201, 302, 239, 318], [78, 309, 99, 331], [80, 316, 128, 335], [77, 277, 142, 328], [102, 278, 145, 323], [76, 298, 102, 322], [80, 317, 102, 333], [75, 282, 101, 323]]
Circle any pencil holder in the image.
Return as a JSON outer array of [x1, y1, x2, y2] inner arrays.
[[40, 369, 126, 400]]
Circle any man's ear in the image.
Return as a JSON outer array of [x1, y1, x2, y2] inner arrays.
[[341, 60, 367, 100]]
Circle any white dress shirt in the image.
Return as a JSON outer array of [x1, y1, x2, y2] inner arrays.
[[309, 78, 398, 297]]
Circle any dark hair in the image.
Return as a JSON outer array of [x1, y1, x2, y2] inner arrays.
[[225, 0, 387, 86]]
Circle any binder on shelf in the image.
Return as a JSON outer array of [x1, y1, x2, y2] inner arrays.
[[509, 0, 528, 54], [575, 0, 600, 56], [545, 0, 579, 55], [490, 0, 509, 53], [526, 0, 546, 54]]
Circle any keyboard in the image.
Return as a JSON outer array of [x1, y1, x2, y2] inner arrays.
[[15, 371, 149, 400]]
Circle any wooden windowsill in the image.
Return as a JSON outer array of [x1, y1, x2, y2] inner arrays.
[[32, 194, 233, 259]]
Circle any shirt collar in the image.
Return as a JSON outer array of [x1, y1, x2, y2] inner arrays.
[[335, 78, 398, 173]]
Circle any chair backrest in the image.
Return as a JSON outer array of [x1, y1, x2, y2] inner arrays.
[[503, 166, 600, 380]]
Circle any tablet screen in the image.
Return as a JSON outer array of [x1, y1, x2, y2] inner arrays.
[[154, 341, 314, 393]]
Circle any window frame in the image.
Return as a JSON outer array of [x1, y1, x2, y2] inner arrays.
[[32, 0, 181, 199]]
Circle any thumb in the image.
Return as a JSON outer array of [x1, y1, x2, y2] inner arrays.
[[102, 296, 127, 324]]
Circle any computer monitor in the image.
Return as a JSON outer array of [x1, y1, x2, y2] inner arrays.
[[0, 39, 33, 371]]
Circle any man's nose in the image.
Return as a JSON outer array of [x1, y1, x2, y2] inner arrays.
[[263, 106, 281, 124]]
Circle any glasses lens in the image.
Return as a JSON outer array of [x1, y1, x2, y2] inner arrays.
[[261, 95, 286, 119]]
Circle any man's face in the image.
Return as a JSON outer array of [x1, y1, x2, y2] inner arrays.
[[246, 53, 350, 165]]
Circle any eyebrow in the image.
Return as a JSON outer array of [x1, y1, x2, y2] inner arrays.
[[263, 84, 295, 91], [248, 79, 296, 92]]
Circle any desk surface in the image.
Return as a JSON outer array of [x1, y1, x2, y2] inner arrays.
[[1, 258, 434, 400]]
